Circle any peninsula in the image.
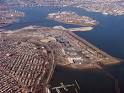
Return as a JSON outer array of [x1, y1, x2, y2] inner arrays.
[[0, 26, 120, 93], [48, 11, 97, 27], [48, 11, 97, 32]]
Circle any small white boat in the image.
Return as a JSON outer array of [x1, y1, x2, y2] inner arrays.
[[102, 12, 108, 15]]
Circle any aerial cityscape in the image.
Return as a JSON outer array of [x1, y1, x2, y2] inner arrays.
[[0, 0, 124, 93]]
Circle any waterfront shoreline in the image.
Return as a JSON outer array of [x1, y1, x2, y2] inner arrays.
[[57, 61, 122, 71], [53, 26, 94, 32]]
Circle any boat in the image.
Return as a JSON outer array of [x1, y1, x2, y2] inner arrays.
[[102, 12, 108, 15]]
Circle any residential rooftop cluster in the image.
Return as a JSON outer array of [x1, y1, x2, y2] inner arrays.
[[74, 0, 124, 16], [1, 0, 124, 15], [0, 10, 24, 28], [0, 31, 54, 93]]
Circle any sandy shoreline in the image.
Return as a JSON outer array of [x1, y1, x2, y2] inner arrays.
[[53, 26, 94, 32]]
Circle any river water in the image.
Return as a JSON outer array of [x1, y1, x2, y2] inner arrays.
[[2, 6, 124, 93]]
